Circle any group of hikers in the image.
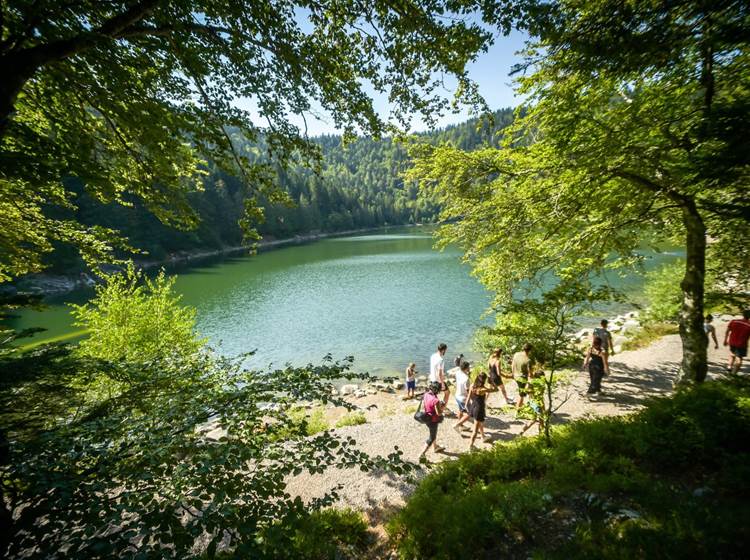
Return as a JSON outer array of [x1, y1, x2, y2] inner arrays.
[[409, 311, 750, 458], [411, 341, 539, 458]]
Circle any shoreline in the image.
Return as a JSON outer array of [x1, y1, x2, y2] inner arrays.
[[7, 223, 424, 297]]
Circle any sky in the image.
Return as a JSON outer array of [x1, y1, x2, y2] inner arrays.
[[235, 27, 530, 137]]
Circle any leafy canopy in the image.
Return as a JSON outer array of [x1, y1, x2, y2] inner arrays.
[[409, 0, 750, 381], [0, 0, 506, 281]]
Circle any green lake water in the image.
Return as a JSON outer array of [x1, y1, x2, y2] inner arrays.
[[4, 227, 683, 376]]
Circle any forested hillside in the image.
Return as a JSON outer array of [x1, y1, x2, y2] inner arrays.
[[45, 109, 513, 272]]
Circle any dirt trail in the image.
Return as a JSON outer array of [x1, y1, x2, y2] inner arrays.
[[285, 318, 739, 515]]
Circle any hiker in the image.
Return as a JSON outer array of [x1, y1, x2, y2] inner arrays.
[[405, 362, 417, 398], [592, 319, 613, 375], [453, 353, 464, 368], [520, 367, 545, 436], [466, 372, 498, 449], [429, 343, 451, 413], [724, 310, 750, 374], [704, 314, 719, 350], [583, 335, 606, 394], [418, 382, 445, 457], [452, 360, 472, 433], [512, 343, 533, 411], [488, 347, 514, 406]]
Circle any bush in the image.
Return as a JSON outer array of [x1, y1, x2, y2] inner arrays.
[[288, 406, 329, 435], [388, 379, 750, 559], [621, 322, 679, 351], [250, 508, 371, 559], [642, 260, 684, 323], [71, 263, 205, 362], [335, 411, 367, 428]]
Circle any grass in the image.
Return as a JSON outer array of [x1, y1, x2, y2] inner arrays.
[[288, 406, 329, 435], [387, 378, 750, 559], [335, 411, 367, 428], [621, 321, 679, 351]]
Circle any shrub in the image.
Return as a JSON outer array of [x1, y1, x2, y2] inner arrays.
[[71, 263, 205, 362], [621, 322, 679, 351], [335, 411, 367, 428], [288, 406, 329, 435], [388, 378, 750, 559]]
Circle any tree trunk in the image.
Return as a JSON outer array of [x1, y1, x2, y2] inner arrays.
[[677, 201, 708, 384]]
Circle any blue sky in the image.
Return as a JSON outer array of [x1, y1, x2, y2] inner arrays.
[[235, 28, 529, 137]]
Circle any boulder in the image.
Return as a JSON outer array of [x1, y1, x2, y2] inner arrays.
[[612, 335, 628, 347], [367, 388, 378, 395], [353, 389, 367, 398], [340, 384, 358, 395], [620, 320, 641, 335], [417, 375, 428, 383], [609, 324, 622, 333], [613, 344, 623, 354], [330, 388, 339, 396], [392, 380, 404, 390]]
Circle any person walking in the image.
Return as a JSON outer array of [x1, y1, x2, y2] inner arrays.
[[405, 362, 417, 398], [429, 343, 451, 413], [583, 336, 606, 394], [452, 360, 472, 433], [418, 382, 445, 458], [488, 348, 514, 406], [512, 343, 533, 412], [724, 310, 750, 374], [704, 314, 719, 350], [592, 319, 613, 375], [466, 372, 498, 449]]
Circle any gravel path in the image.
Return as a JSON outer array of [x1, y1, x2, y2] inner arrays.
[[285, 318, 739, 515]]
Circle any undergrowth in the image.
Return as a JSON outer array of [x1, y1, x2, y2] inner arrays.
[[335, 411, 367, 428], [621, 322, 679, 351], [387, 378, 750, 559]]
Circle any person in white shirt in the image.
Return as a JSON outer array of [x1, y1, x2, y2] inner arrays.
[[429, 342, 451, 409], [452, 360, 472, 432]]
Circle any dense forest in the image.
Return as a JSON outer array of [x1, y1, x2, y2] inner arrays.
[[45, 109, 513, 272]]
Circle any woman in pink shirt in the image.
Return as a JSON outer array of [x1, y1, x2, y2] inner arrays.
[[419, 382, 445, 458]]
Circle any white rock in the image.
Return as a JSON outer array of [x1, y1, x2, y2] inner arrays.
[[392, 380, 404, 390], [340, 384, 358, 395], [609, 324, 621, 333], [353, 390, 367, 398], [612, 335, 628, 347], [417, 375, 428, 383], [613, 344, 623, 354], [367, 389, 378, 395], [330, 388, 339, 396], [626, 311, 639, 319]]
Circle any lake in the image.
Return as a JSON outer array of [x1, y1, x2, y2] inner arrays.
[[4, 227, 682, 376]]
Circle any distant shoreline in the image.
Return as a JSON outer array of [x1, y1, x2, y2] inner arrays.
[[9, 223, 426, 297]]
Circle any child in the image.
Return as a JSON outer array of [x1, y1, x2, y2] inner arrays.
[[465, 372, 498, 449], [704, 314, 719, 350], [405, 362, 417, 398]]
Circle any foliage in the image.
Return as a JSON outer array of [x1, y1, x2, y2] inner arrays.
[[0, 344, 414, 559], [70, 263, 204, 363], [388, 378, 750, 559], [335, 411, 368, 428], [288, 406, 330, 436], [35, 109, 514, 274], [0, 0, 510, 281], [622, 322, 680, 352], [409, 0, 750, 383], [642, 260, 685, 324], [1, 276, 414, 557], [260, 508, 371, 560], [476, 280, 611, 443]]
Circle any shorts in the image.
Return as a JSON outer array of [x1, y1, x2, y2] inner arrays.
[[730, 345, 748, 358], [406, 380, 416, 390], [516, 379, 528, 397], [455, 397, 467, 413]]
